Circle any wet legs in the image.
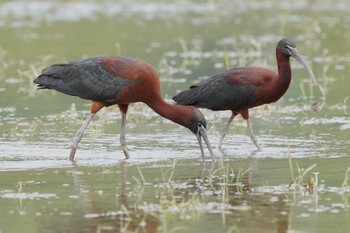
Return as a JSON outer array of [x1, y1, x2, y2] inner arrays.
[[218, 112, 261, 150], [218, 113, 235, 150], [119, 111, 130, 159], [69, 113, 95, 160], [118, 104, 130, 159], [246, 118, 261, 150]]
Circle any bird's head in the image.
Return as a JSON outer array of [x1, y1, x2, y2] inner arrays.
[[187, 107, 207, 134], [279, 38, 296, 57], [278, 38, 318, 87], [186, 107, 215, 161]]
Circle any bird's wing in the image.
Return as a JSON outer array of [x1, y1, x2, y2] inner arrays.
[[33, 57, 130, 102], [173, 68, 259, 111]]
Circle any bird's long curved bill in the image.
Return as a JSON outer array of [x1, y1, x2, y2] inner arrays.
[[288, 46, 318, 87], [196, 126, 215, 161]]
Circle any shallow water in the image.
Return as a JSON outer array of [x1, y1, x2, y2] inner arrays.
[[1, 0, 350, 232]]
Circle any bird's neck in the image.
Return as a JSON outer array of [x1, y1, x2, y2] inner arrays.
[[276, 52, 292, 92], [145, 96, 192, 130]]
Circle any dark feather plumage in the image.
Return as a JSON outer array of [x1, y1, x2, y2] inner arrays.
[[33, 57, 130, 103], [173, 68, 258, 111], [173, 39, 317, 151], [33, 56, 216, 160]]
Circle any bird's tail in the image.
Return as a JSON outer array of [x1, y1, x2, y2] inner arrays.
[[172, 89, 198, 106], [33, 74, 51, 90], [33, 64, 68, 91]]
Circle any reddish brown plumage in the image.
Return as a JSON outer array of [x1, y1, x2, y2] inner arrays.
[[173, 39, 318, 150], [34, 56, 214, 160]]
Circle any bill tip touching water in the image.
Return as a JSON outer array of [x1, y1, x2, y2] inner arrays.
[[173, 38, 318, 151], [33, 56, 215, 161]]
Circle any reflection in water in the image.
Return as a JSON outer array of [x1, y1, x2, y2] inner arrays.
[[42, 159, 291, 233], [67, 161, 161, 232], [1, 157, 349, 233], [161, 157, 291, 233], [118, 160, 128, 207], [223, 157, 289, 233], [118, 161, 161, 232]]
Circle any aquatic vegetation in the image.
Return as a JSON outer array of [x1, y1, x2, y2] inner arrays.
[[0, 47, 9, 79], [288, 159, 318, 193], [341, 167, 350, 189]]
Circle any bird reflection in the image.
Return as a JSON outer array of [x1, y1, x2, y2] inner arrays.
[[57, 156, 290, 233]]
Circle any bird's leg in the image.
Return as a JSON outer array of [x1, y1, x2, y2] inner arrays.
[[246, 118, 261, 150], [120, 112, 130, 159], [118, 104, 130, 159], [69, 101, 105, 161], [218, 113, 235, 150], [69, 113, 95, 160]]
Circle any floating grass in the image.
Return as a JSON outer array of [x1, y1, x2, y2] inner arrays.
[[341, 166, 350, 189], [288, 146, 294, 181], [0, 47, 9, 79], [224, 47, 230, 70], [178, 37, 189, 54], [299, 83, 307, 99], [115, 42, 122, 55]]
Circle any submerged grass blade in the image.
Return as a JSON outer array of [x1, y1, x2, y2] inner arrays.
[[178, 37, 188, 53], [302, 163, 318, 177], [137, 166, 146, 185], [288, 146, 294, 180], [299, 83, 306, 98], [341, 166, 350, 189], [224, 48, 230, 70], [288, 149, 318, 190]]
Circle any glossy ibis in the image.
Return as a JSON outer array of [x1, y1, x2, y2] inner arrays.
[[34, 56, 215, 161], [173, 39, 318, 150]]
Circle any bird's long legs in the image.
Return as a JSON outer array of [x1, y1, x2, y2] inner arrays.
[[119, 111, 130, 159], [69, 113, 95, 160], [218, 112, 261, 150], [118, 104, 130, 159], [218, 113, 235, 150], [246, 118, 261, 150]]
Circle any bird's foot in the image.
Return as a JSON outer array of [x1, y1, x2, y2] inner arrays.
[[206, 154, 216, 162], [219, 147, 231, 157], [255, 144, 262, 151]]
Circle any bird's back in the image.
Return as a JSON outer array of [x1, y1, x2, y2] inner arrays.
[[34, 56, 151, 103], [173, 67, 264, 111]]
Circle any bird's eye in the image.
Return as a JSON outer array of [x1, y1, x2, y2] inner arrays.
[[198, 123, 206, 129], [285, 46, 292, 55], [196, 123, 204, 134]]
